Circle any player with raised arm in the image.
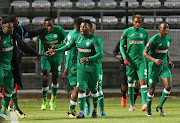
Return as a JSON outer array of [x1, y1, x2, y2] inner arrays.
[[39, 17, 66, 111], [143, 22, 173, 116], [120, 14, 148, 111]]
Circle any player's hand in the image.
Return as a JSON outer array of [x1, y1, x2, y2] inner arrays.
[[168, 61, 174, 69], [46, 48, 56, 56], [154, 59, 164, 66], [80, 57, 90, 64], [124, 59, 130, 66], [50, 44, 57, 49], [63, 69, 70, 76], [116, 55, 122, 60], [63, 40, 66, 45], [32, 56, 41, 63]]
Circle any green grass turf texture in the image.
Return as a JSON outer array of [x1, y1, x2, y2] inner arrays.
[[2, 96, 180, 123]]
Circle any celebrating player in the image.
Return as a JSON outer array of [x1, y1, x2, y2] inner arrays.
[[39, 17, 66, 110], [143, 22, 173, 116], [120, 14, 148, 111]]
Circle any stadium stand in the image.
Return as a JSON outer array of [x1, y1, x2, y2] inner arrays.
[[32, 17, 46, 25], [76, 0, 95, 9], [54, 16, 74, 25], [143, 16, 163, 24], [53, 0, 73, 9], [99, 16, 118, 25], [164, 0, 180, 8], [18, 17, 30, 25], [79, 16, 96, 23], [10, 0, 29, 9], [166, 16, 180, 24], [121, 16, 133, 25], [98, 0, 117, 9], [142, 0, 161, 8], [32, 0, 51, 9], [120, 0, 139, 8]]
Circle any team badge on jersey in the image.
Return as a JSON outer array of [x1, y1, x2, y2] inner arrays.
[[54, 34, 58, 39], [167, 42, 170, 47], [86, 42, 90, 47], [146, 42, 151, 47], [121, 35, 123, 40], [140, 33, 143, 39]]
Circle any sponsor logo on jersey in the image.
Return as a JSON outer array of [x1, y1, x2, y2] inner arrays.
[[121, 35, 123, 40], [167, 42, 170, 47], [140, 33, 143, 39], [2, 46, 14, 51], [86, 42, 90, 47], [155, 49, 168, 53], [129, 40, 143, 44], [78, 41, 81, 44], [146, 42, 151, 47], [131, 34, 134, 36], [159, 43, 162, 47], [78, 48, 91, 53], [54, 34, 58, 39], [3, 41, 6, 44], [149, 79, 153, 84]]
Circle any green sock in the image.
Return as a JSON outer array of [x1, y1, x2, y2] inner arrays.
[[128, 86, 134, 106], [86, 94, 91, 107], [51, 84, 58, 102], [3, 93, 12, 111], [12, 92, 18, 110], [69, 100, 77, 113], [78, 93, 86, 113], [92, 92, 98, 111], [98, 92, 104, 111], [158, 89, 170, 108], [42, 86, 49, 102], [141, 85, 147, 105], [147, 92, 154, 111]]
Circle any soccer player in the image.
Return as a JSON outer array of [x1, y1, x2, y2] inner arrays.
[[85, 21, 107, 116], [63, 18, 83, 118], [39, 17, 66, 111], [46, 19, 104, 118], [120, 14, 148, 111], [3, 15, 45, 118], [113, 41, 139, 108], [143, 22, 173, 116]]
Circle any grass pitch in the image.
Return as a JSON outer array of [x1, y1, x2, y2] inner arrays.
[[2, 96, 180, 123]]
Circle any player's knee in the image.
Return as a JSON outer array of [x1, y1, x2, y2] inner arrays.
[[165, 86, 171, 91]]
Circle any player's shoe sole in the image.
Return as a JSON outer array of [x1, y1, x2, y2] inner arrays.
[[15, 108, 26, 119], [141, 104, 147, 111]]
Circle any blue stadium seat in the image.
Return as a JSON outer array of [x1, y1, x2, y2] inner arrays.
[[55, 16, 74, 25], [120, 0, 139, 8], [54, 0, 72, 9], [98, 0, 117, 9], [18, 17, 30, 25], [142, 0, 161, 8], [32, 0, 51, 9], [11, 0, 29, 9], [164, 0, 180, 8], [76, 0, 95, 9], [99, 16, 118, 25]]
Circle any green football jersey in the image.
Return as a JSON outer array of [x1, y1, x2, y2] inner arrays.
[[64, 29, 80, 69], [0, 34, 13, 68], [145, 34, 172, 64], [120, 26, 148, 61], [39, 25, 66, 56], [75, 33, 104, 72]]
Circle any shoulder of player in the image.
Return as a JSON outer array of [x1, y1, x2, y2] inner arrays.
[[166, 35, 172, 41], [140, 27, 148, 34], [53, 25, 64, 31]]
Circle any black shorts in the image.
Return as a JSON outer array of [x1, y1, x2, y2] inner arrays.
[[119, 63, 128, 86]]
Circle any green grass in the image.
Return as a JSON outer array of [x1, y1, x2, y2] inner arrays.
[[2, 96, 180, 123]]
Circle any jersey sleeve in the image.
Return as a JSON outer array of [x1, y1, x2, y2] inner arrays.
[[120, 30, 127, 59], [89, 37, 104, 61], [144, 30, 149, 46], [56, 27, 66, 48], [65, 50, 71, 69], [145, 35, 155, 51]]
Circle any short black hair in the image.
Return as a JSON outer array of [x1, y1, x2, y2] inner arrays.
[[8, 15, 17, 23], [2, 19, 11, 24], [81, 19, 92, 28], [44, 17, 52, 22], [133, 14, 142, 21], [74, 17, 84, 26]]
